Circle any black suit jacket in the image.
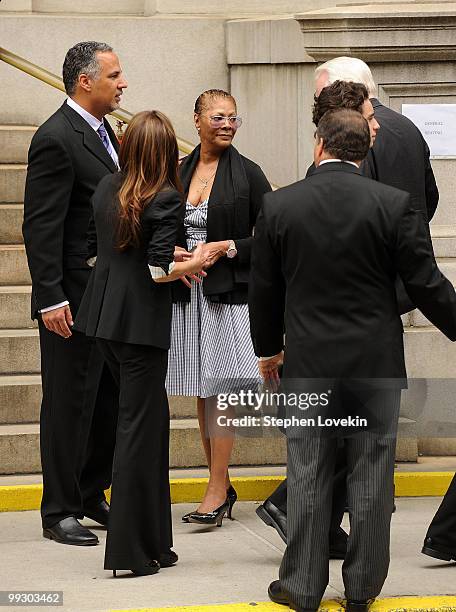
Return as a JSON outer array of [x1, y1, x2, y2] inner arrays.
[[23, 101, 119, 318], [249, 163, 456, 384], [365, 99, 439, 222], [74, 173, 183, 349], [306, 100, 440, 314]]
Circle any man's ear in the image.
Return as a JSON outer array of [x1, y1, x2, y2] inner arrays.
[[314, 137, 325, 165], [78, 73, 92, 93]]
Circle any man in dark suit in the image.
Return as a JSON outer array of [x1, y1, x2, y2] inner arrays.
[[257, 56, 439, 547], [249, 109, 456, 612], [23, 41, 127, 545], [256, 80, 378, 558]]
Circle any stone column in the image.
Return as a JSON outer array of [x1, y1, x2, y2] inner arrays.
[[295, 1, 456, 459]]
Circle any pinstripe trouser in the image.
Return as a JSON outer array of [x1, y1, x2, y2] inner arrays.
[[279, 389, 401, 611]]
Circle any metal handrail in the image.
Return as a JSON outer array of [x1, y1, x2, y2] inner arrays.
[[0, 46, 195, 155]]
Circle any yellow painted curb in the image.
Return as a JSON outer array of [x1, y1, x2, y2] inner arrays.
[[395, 472, 454, 497], [110, 596, 456, 612], [0, 472, 454, 513]]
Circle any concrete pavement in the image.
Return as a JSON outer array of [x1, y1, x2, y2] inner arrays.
[[1, 498, 456, 612]]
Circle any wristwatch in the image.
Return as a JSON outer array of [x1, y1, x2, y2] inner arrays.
[[226, 240, 237, 259]]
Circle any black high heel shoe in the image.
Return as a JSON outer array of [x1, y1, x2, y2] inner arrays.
[[187, 500, 229, 527], [182, 484, 237, 523], [227, 485, 237, 520], [112, 560, 160, 577]]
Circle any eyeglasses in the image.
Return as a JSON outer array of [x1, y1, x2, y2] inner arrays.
[[208, 115, 243, 129]]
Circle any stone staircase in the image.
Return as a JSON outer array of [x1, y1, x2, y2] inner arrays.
[[0, 124, 286, 475], [2, 123, 456, 475]]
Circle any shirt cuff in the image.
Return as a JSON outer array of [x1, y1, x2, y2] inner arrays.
[[148, 261, 175, 280], [87, 256, 97, 267], [39, 300, 69, 313], [259, 354, 281, 361]]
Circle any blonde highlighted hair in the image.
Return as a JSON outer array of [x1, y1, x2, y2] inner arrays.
[[117, 110, 182, 251]]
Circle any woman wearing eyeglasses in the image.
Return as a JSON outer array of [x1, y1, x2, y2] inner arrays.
[[166, 89, 271, 527]]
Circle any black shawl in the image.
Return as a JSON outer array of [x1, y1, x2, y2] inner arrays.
[[172, 144, 266, 304]]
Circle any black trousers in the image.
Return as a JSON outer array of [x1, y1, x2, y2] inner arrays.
[[39, 321, 118, 528], [268, 440, 347, 541], [97, 339, 173, 570], [426, 472, 456, 551]]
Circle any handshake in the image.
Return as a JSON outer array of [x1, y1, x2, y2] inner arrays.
[[173, 240, 232, 288]]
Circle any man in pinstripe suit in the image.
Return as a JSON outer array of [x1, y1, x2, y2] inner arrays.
[[249, 109, 456, 612]]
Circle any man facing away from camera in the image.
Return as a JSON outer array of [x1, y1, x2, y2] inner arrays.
[[257, 55, 439, 552], [23, 41, 127, 546], [249, 109, 456, 612]]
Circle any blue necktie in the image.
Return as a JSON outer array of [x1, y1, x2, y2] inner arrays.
[[97, 122, 111, 152]]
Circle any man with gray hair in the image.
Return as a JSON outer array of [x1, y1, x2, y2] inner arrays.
[[23, 41, 127, 545]]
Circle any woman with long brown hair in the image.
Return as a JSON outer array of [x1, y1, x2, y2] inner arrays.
[[75, 110, 207, 576]]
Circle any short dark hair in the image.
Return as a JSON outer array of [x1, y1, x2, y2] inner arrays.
[[62, 41, 113, 95], [194, 89, 236, 114], [312, 80, 368, 127], [316, 108, 370, 162]]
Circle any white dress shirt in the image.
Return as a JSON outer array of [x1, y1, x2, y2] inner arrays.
[[40, 99, 119, 314]]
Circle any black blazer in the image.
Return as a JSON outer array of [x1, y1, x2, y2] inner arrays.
[[23, 101, 119, 318], [249, 163, 456, 385], [306, 100, 440, 314], [172, 145, 271, 304], [365, 99, 439, 222], [74, 173, 183, 349]]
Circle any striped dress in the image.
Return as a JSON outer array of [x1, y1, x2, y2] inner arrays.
[[166, 199, 260, 398]]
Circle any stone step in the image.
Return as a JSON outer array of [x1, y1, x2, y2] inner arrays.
[[0, 416, 419, 475], [0, 312, 455, 380], [0, 375, 41, 424], [409, 259, 456, 328], [1, 224, 455, 286], [0, 373, 197, 425], [0, 419, 287, 474], [0, 164, 27, 203], [0, 286, 35, 329], [0, 329, 40, 374], [430, 225, 456, 258], [0, 203, 24, 244], [0, 126, 35, 164], [0, 245, 30, 285]]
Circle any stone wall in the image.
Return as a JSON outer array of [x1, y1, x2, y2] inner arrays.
[[0, 14, 228, 145]]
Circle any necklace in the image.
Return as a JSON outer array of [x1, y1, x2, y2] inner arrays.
[[195, 167, 217, 191]]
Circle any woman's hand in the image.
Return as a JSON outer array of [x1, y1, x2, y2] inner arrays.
[[174, 246, 193, 262], [178, 242, 209, 287], [202, 241, 230, 269]]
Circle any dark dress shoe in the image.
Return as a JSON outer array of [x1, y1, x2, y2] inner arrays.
[[329, 526, 348, 559], [345, 599, 375, 612], [268, 580, 289, 605], [422, 537, 456, 561], [160, 549, 178, 567], [268, 581, 316, 611], [258, 501, 347, 560], [256, 500, 287, 543], [43, 517, 98, 546], [83, 500, 109, 526], [113, 560, 160, 577]]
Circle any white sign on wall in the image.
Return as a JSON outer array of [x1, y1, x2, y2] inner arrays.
[[401, 104, 456, 158]]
